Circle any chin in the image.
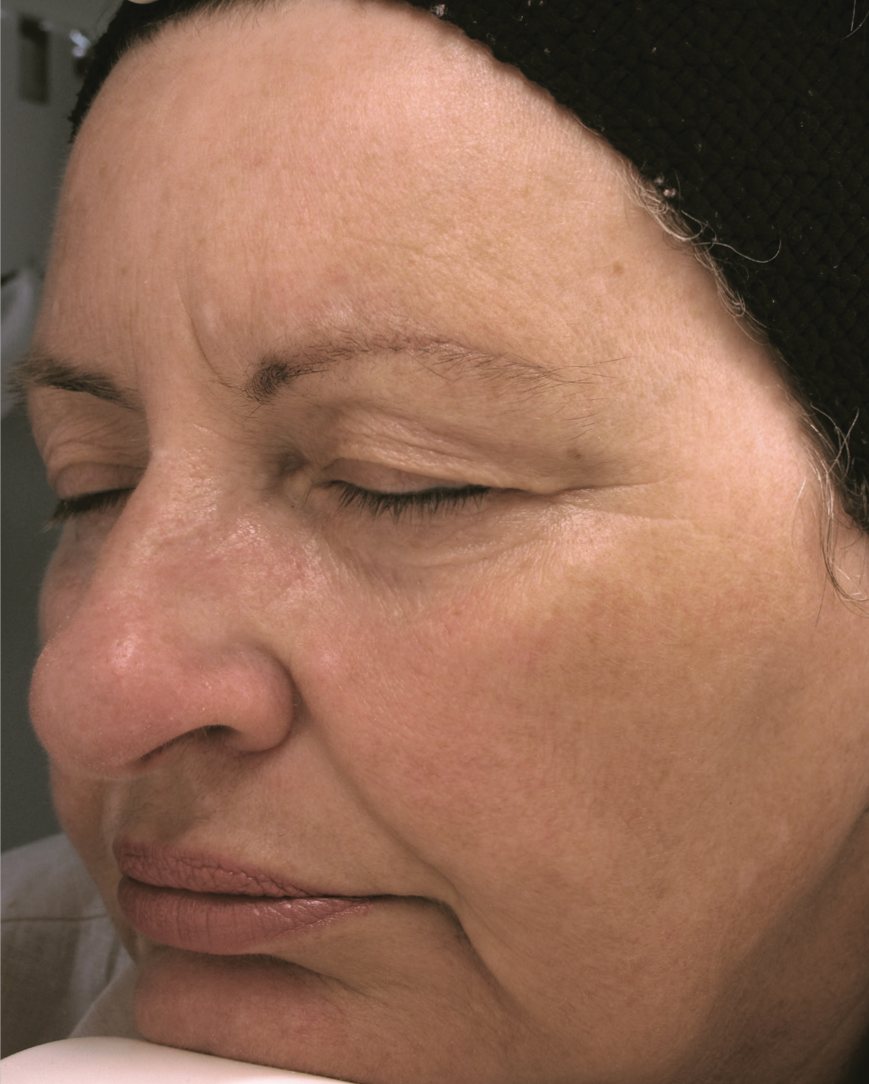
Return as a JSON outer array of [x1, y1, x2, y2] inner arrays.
[[131, 944, 523, 1084]]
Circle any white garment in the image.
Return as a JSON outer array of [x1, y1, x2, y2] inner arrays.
[[1, 834, 138, 1058]]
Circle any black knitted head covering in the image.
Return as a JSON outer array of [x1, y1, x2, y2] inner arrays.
[[71, 0, 869, 529]]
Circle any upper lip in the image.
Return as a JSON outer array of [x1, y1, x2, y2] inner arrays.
[[114, 840, 320, 897]]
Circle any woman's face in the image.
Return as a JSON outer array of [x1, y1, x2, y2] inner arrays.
[[26, 2, 869, 1082]]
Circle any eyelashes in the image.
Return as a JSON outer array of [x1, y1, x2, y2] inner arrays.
[[327, 481, 491, 521], [48, 487, 132, 527], [47, 482, 491, 528]]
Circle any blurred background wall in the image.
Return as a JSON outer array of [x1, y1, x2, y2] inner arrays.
[[2, 0, 114, 851]]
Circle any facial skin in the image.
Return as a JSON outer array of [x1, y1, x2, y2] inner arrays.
[[25, 2, 869, 1082]]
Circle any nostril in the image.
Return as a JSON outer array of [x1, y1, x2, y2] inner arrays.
[[138, 724, 235, 765]]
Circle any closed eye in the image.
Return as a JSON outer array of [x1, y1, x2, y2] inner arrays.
[[46, 481, 491, 528], [47, 487, 132, 527], [326, 481, 490, 521]]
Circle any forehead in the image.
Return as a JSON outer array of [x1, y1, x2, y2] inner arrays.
[[35, 0, 743, 415]]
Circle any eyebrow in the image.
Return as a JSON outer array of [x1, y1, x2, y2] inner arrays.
[[15, 354, 136, 409], [241, 331, 571, 405], [17, 330, 577, 409]]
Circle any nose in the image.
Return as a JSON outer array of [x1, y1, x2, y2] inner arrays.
[[29, 481, 296, 777]]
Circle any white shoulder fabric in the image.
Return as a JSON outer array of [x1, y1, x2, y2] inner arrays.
[[1, 1038, 360, 1084]]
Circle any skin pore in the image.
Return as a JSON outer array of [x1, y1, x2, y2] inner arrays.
[[25, 2, 869, 1082]]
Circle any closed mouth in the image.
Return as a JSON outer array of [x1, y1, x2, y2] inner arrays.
[[117, 876, 370, 954], [114, 840, 371, 953], [114, 839, 321, 896]]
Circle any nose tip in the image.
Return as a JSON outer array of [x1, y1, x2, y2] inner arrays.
[[30, 613, 295, 776]]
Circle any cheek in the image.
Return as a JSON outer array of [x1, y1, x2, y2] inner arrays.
[[291, 512, 846, 1043], [37, 528, 105, 644], [38, 549, 72, 646], [306, 513, 816, 897], [48, 767, 124, 945], [50, 773, 105, 859], [35, 532, 146, 912], [35, 546, 99, 842]]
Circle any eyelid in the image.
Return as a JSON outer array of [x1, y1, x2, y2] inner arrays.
[[47, 487, 133, 528], [49, 458, 144, 504], [322, 458, 481, 494], [325, 480, 490, 521]]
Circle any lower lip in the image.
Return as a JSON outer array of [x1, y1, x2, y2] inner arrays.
[[117, 876, 370, 954]]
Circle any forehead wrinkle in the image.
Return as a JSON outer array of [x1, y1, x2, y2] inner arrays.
[[240, 327, 597, 407]]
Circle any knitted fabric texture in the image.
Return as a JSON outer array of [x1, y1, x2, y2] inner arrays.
[[73, 0, 869, 506]]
